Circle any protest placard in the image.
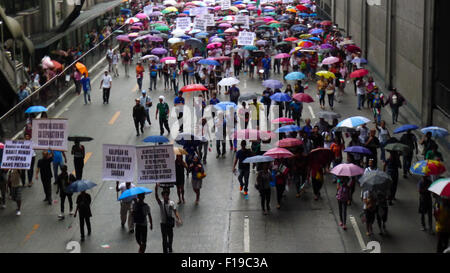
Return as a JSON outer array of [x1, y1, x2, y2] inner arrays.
[[176, 17, 191, 30], [282, 0, 294, 3], [235, 15, 249, 29], [202, 14, 215, 26], [31, 118, 68, 151], [0, 140, 33, 170], [143, 5, 153, 16], [136, 145, 175, 184], [190, 7, 208, 16], [237, 31, 256, 46], [194, 18, 207, 31], [102, 144, 136, 182], [221, 0, 231, 10]]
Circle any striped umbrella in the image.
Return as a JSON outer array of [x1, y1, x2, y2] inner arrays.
[[428, 178, 450, 198]]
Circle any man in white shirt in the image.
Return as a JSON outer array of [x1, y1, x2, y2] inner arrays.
[[112, 50, 120, 77], [357, 123, 369, 144], [100, 70, 113, 104], [106, 47, 114, 72], [195, 117, 211, 164], [116, 181, 135, 233], [356, 78, 366, 110], [140, 90, 152, 126]]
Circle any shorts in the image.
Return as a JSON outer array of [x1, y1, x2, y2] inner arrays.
[[135, 224, 147, 245], [11, 187, 22, 202], [192, 178, 202, 190]]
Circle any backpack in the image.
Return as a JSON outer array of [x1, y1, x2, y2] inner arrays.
[[336, 184, 350, 202], [133, 201, 146, 224]]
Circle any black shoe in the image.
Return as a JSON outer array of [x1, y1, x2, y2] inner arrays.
[[48, 201, 52, 205], [88, 231, 91, 236], [81, 237, 85, 242], [129, 229, 134, 234], [137, 133, 140, 136], [141, 128, 144, 134]]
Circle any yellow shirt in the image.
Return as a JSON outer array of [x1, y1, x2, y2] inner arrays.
[[436, 205, 450, 233], [317, 80, 326, 91], [187, 49, 193, 60], [249, 102, 263, 121]]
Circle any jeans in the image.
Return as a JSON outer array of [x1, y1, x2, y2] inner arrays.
[[238, 169, 250, 192], [161, 223, 174, 253], [150, 76, 157, 90], [42, 177, 52, 202], [380, 141, 388, 162], [163, 73, 169, 89], [137, 77, 143, 91], [234, 65, 240, 77], [263, 69, 270, 80], [276, 183, 285, 205], [387, 169, 399, 201], [259, 188, 271, 211], [376, 205, 388, 229], [403, 154, 413, 176], [121, 201, 134, 230], [60, 192, 73, 213], [357, 94, 365, 109], [134, 118, 144, 134], [182, 71, 189, 86], [159, 118, 170, 135], [102, 88, 110, 103], [312, 178, 323, 197], [83, 90, 91, 104], [328, 93, 335, 108], [112, 64, 119, 77], [338, 201, 348, 225], [144, 109, 151, 125], [124, 63, 129, 77], [216, 140, 226, 155], [79, 214, 91, 238], [74, 158, 84, 180], [0, 180, 6, 205], [53, 161, 64, 182], [198, 142, 208, 162], [135, 224, 147, 251]]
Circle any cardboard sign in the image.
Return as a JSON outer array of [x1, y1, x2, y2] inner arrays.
[[0, 140, 33, 170], [31, 118, 68, 151], [194, 18, 207, 32], [136, 145, 175, 184], [221, 0, 231, 10], [143, 5, 153, 16], [176, 17, 191, 30], [102, 144, 136, 182], [190, 7, 208, 16], [235, 15, 249, 29], [202, 14, 215, 26], [237, 31, 256, 46]]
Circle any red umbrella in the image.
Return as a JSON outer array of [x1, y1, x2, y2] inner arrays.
[[307, 148, 334, 167], [345, 44, 361, 53], [264, 148, 294, 159], [293, 93, 314, 103], [350, 69, 369, 79], [180, 84, 208, 92], [296, 5, 308, 12], [276, 138, 304, 148], [284, 37, 299, 42], [0, 142, 4, 149], [272, 118, 295, 124], [51, 60, 63, 71]]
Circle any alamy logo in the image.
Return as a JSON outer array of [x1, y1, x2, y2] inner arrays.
[[66, 241, 81, 253]]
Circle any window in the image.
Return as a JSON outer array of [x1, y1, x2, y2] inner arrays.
[[0, 0, 39, 16]]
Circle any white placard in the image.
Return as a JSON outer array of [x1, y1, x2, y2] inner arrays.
[[143, 5, 153, 16], [31, 118, 68, 151], [221, 0, 231, 10], [237, 31, 256, 46], [102, 144, 136, 182], [282, 0, 294, 3], [136, 145, 175, 184], [190, 7, 208, 16], [202, 14, 215, 26], [176, 17, 192, 30], [235, 15, 249, 29], [0, 140, 33, 170], [260, 0, 268, 4], [194, 18, 207, 32]]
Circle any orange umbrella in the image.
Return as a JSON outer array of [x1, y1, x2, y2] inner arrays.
[[51, 60, 63, 71], [75, 62, 88, 77]]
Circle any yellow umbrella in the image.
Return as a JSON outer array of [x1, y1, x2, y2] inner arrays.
[[316, 71, 336, 79], [75, 62, 88, 76], [299, 34, 312, 39], [230, 6, 239, 13], [286, 8, 297, 13], [174, 147, 188, 155], [163, 6, 178, 12]]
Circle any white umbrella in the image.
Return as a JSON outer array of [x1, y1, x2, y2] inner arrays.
[[168, 37, 183, 44], [218, 77, 240, 86], [125, 17, 140, 25], [163, 0, 177, 6], [171, 29, 186, 36], [141, 55, 159, 61], [211, 37, 225, 43]]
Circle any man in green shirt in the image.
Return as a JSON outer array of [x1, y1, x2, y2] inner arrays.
[[156, 96, 171, 136], [425, 144, 443, 162]]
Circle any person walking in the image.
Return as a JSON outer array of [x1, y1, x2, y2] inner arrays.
[[336, 177, 351, 230], [274, 159, 289, 209], [122, 48, 132, 77], [175, 155, 188, 204], [155, 184, 182, 253], [196, 118, 211, 165], [100, 70, 112, 104], [262, 55, 271, 80], [133, 98, 146, 137], [7, 169, 22, 216], [362, 189, 376, 236], [132, 193, 153, 253], [317, 76, 326, 109], [233, 141, 253, 199], [434, 198, 450, 253], [326, 78, 335, 110], [215, 111, 227, 158], [23, 134, 36, 187], [227, 84, 240, 105], [384, 151, 401, 206], [74, 190, 92, 242], [400, 130, 418, 179], [36, 151, 53, 205], [155, 96, 171, 136], [189, 156, 205, 205], [356, 77, 366, 110], [81, 73, 92, 105], [136, 61, 145, 91], [149, 60, 158, 91], [384, 88, 405, 124], [117, 181, 136, 233], [371, 87, 384, 123], [310, 162, 324, 201], [376, 120, 390, 163], [50, 150, 67, 184], [112, 50, 120, 77], [71, 141, 85, 180], [56, 166, 75, 219], [174, 91, 185, 132], [375, 190, 389, 235], [418, 176, 433, 233], [256, 163, 272, 215], [139, 90, 152, 126]]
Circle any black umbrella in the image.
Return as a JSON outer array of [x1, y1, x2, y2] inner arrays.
[[359, 170, 392, 195], [239, 92, 259, 102], [318, 111, 341, 120], [68, 136, 94, 142]]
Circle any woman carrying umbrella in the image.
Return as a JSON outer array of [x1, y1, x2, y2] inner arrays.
[[256, 163, 272, 215], [189, 156, 206, 205], [336, 177, 351, 230], [273, 159, 289, 209], [175, 154, 188, 205], [418, 176, 434, 233]]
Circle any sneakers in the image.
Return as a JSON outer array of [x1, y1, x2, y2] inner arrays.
[[16, 210, 21, 216], [240, 186, 243, 191], [58, 214, 65, 219], [69, 210, 74, 215]]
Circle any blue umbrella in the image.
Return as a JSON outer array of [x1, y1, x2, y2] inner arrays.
[[421, 127, 449, 138], [308, 37, 321, 42], [179, 35, 192, 40], [25, 106, 47, 114], [120, 8, 131, 14], [310, 29, 324, 35], [214, 102, 237, 111], [291, 26, 306, 32], [243, 45, 258, 51], [299, 13, 310, 17], [262, 79, 283, 89], [118, 187, 152, 201], [143, 135, 170, 143], [285, 72, 306, 81], [199, 59, 220, 66], [233, 1, 243, 4], [195, 32, 209, 38], [393, 124, 419, 134], [270, 93, 291, 102], [243, 155, 274, 164], [344, 146, 372, 155], [275, 125, 302, 133], [66, 180, 97, 193], [351, 58, 368, 64], [337, 116, 371, 128]]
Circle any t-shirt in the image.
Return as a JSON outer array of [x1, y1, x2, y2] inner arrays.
[[150, 65, 158, 77], [37, 157, 53, 179], [157, 102, 169, 120], [51, 150, 64, 164], [236, 149, 252, 170], [158, 200, 176, 224], [133, 201, 150, 225], [76, 193, 92, 216], [102, 75, 112, 88], [210, 98, 220, 105], [81, 77, 91, 92]]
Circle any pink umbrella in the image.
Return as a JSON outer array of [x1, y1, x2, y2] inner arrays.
[[130, 25, 142, 30], [293, 93, 314, 103], [211, 56, 231, 62], [214, 6, 221, 11], [272, 118, 295, 124], [264, 148, 294, 159], [207, 42, 222, 49], [322, 56, 340, 65], [160, 57, 176, 63], [133, 22, 143, 26], [274, 53, 291, 59], [248, 6, 256, 10], [0, 142, 4, 149], [128, 32, 139, 38], [116, 35, 131, 42], [135, 13, 148, 20], [233, 129, 275, 141], [330, 163, 364, 177], [224, 28, 238, 33], [218, 23, 232, 28], [276, 138, 304, 148]]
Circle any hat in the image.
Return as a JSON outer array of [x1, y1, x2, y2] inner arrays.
[[159, 95, 165, 100], [141, 90, 146, 94]]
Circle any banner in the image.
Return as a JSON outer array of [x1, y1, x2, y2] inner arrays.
[[235, 15, 249, 29], [143, 5, 153, 16], [194, 18, 207, 32], [190, 7, 208, 16], [136, 145, 175, 184], [221, 0, 231, 10], [102, 144, 136, 182], [176, 17, 191, 30], [0, 140, 33, 170], [282, 0, 294, 3], [31, 118, 68, 151], [202, 14, 215, 26], [237, 31, 256, 46]]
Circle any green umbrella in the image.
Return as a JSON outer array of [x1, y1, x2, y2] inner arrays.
[[266, 12, 277, 16], [156, 25, 170, 32], [276, 42, 290, 47], [243, 45, 258, 51], [385, 143, 410, 153], [258, 25, 271, 29], [114, 29, 124, 34], [151, 23, 165, 27], [269, 23, 281, 28]]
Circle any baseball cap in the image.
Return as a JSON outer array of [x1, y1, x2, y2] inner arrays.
[[159, 95, 165, 100], [141, 90, 146, 94]]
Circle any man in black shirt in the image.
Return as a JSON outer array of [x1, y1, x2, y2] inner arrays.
[[233, 141, 253, 198], [133, 98, 146, 136], [35, 151, 53, 205], [310, 126, 324, 149]]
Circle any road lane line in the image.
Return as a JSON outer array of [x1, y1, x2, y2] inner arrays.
[[71, 152, 93, 175], [244, 216, 250, 253], [23, 224, 40, 243], [349, 215, 366, 251], [108, 111, 121, 125], [308, 105, 316, 119]]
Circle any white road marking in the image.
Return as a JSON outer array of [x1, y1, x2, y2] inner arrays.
[[244, 216, 250, 253], [308, 105, 316, 119], [349, 215, 367, 251]]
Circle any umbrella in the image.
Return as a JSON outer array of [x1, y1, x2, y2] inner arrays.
[[214, 102, 238, 111], [285, 72, 306, 81], [243, 45, 258, 51], [264, 148, 294, 159], [270, 93, 291, 102], [174, 147, 188, 156], [344, 146, 372, 155], [66, 180, 97, 193], [188, 56, 203, 63], [68, 136, 94, 142], [207, 42, 222, 49], [233, 129, 275, 141], [160, 57, 176, 63], [317, 111, 341, 120], [25, 106, 47, 114], [293, 93, 314, 103], [359, 170, 392, 193], [151, 48, 168, 55], [410, 160, 446, 176], [125, 17, 140, 24], [421, 127, 449, 138], [75, 62, 88, 76], [275, 125, 302, 133], [185, 38, 204, 49], [218, 77, 240, 86], [307, 148, 334, 166], [0, 143, 4, 149], [168, 37, 183, 44], [148, 35, 163, 42], [428, 178, 450, 199], [224, 28, 238, 33], [143, 135, 170, 143], [118, 187, 152, 201], [272, 118, 295, 125], [276, 138, 304, 148], [346, 44, 361, 53], [385, 143, 410, 153], [180, 84, 208, 92], [243, 155, 274, 164], [238, 92, 259, 101], [284, 37, 299, 42], [393, 124, 420, 134], [135, 13, 149, 20], [350, 69, 369, 79], [316, 71, 336, 79], [141, 55, 159, 61], [199, 59, 220, 66], [330, 163, 365, 177], [262, 80, 283, 89], [322, 56, 340, 65], [336, 116, 371, 128], [212, 56, 232, 62], [275, 53, 291, 59], [309, 28, 324, 35], [156, 25, 170, 32], [352, 58, 368, 64]]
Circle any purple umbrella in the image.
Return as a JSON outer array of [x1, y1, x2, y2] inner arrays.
[[256, 40, 267, 46], [151, 48, 168, 55], [321, 44, 335, 49], [263, 79, 283, 89], [344, 146, 372, 155], [133, 22, 143, 26], [116, 35, 131, 42], [150, 11, 162, 16], [148, 35, 163, 42]]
